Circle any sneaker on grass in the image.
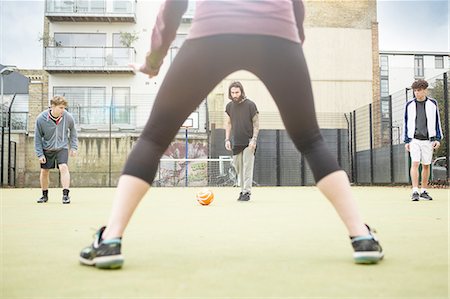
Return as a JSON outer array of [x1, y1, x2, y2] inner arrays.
[[79, 226, 124, 269], [411, 192, 420, 201], [37, 196, 48, 203], [62, 195, 71, 204], [351, 224, 384, 264], [419, 191, 433, 200]]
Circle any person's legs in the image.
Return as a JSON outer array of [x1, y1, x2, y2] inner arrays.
[[54, 149, 71, 203], [408, 140, 422, 200], [232, 152, 243, 189], [38, 151, 55, 203], [242, 146, 255, 194], [410, 162, 420, 189], [249, 38, 368, 236], [40, 169, 50, 191], [419, 140, 433, 196], [421, 164, 430, 189], [38, 168, 50, 203], [101, 37, 240, 240], [59, 164, 70, 189]]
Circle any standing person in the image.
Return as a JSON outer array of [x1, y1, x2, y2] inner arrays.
[[225, 81, 259, 201], [35, 96, 78, 204], [79, 0, 383, 269], [404, 79, 442, 201]]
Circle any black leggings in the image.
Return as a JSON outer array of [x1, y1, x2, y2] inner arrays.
[[123, 35, 340, 184]]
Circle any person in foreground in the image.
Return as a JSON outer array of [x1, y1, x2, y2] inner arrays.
[[404, 79, 442, 201], [79, 0, 383, 269]]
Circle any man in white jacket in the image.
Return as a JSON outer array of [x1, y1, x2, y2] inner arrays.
[[404, 79, 443, 201]]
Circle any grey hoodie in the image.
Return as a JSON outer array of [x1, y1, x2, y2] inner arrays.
[[34, 109, 78, 158]]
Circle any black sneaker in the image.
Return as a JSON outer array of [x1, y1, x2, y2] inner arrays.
[[411, 192, 420, 201], [62, 195, 71, 204], [37, 196, 48, 203], [79, 226, 124, 269], [239, 192, 251, 201], [351, 225, 384, 264], [237, 192, 243, 201], [420, 191, 433, 200]]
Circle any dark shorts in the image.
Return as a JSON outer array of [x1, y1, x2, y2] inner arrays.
[[41, 149, 69, 169]]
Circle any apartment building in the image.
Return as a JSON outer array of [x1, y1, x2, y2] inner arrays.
[[43, 0, 203, 131], [10, 0, 379, 187], [205, 0, 379, 131], [379, 50, 450, 97]]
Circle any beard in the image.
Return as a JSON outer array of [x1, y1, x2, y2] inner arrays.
[[232, 95, 244, 103]]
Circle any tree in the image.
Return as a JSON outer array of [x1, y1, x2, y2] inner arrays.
[[119, 31, 139, 47], [429, 77, 449, 158]]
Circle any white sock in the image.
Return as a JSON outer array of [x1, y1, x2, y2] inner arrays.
[[412, 187, 419, 193], [420, 188, 427, 194]]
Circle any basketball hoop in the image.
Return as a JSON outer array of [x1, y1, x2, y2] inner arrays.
[[181, 117, 194, 129]]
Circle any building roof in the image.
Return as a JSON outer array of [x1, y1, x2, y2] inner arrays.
[[0, 64, 29, 94], [379, 50, 450, 56]]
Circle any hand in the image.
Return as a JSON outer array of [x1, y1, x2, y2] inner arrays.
[[128, 63, 160, 78], [405, 143, 410, 152], [249, 139, 257, 152], [70, 150, 77, 157], [225, 140, 232, 151], [432, 141, 440, 149], [39, 156, 46, 164]]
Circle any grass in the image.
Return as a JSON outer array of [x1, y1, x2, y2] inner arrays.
[[1, 186, 449, 298]]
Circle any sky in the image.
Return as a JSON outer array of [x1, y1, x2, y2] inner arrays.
[[0, 0, 449, 70]]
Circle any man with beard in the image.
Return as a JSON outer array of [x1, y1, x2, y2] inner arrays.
[[225, 81, 259, 201]]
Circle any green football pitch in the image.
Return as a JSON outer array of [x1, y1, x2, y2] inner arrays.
[[2, 186, 448, 298]]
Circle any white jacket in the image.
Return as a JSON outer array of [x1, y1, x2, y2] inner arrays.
[[404, 97, 442, 143]]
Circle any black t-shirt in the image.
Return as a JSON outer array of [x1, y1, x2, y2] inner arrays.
[[414, 99, 429, 140], [225, 98, 258, 155]]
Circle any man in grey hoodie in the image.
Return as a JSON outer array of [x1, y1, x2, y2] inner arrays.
[[35, 96, 78, 204]]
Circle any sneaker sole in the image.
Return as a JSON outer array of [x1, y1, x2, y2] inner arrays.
[[353, 252, 384, 264], [79, 255, 124, 269]]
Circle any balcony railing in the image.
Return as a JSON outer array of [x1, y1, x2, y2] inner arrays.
[[70, 105, 137, 127], [45, 0, 136, 22], [44, 47, 135, 73]]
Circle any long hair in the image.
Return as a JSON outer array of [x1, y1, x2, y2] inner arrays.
[[228, 81, 246, 101]]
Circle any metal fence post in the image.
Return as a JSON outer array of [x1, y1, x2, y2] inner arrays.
[[352, 110, 357, 183], [389, 95, 394, 183], [369, 104, 374, 184], [444, 72, 449, 181]]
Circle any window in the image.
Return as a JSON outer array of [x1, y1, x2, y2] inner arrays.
[[110, 33, 131, 66], [112, 87, 131, 124], [380, 55, 389, 97], [54, 87, 107, 125], [414, 55, 424, 78], [113, 0, 131, 13], [435, 56, 444, 69], [380, 55, 388, 77], [381, 99, 390, 119], [380, 78, 389, 98], [54, 33, 106, 47], [168, 34, 187, 62]]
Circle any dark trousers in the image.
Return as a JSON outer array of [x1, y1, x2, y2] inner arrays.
[[123, 35, 340, 184]]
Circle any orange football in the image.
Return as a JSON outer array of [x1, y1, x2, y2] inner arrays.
[[196, 188, 214, 205]]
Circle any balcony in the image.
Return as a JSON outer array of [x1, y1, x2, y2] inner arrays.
[[44, 46, 135, 73], [45, 0, 136, 23], [71, 105, 137, 129]]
